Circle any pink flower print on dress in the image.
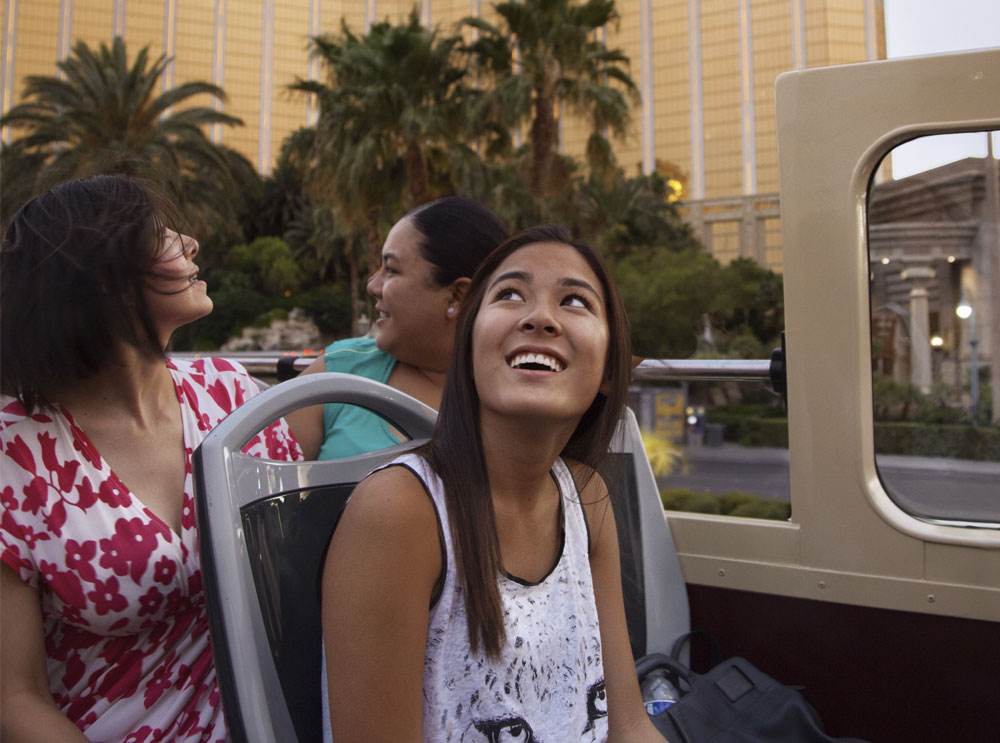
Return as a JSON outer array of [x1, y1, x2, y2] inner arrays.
[[73, 475, 99, 510], [61, 653, 87, 690], [65, 539, 98, 582], [1, 398, 25, 417], [181, 495, 196, 531], [96, 648, 145, 700], [38, 559, 87, 610], [87, 575, 128, 615], [263, 424, 289, 460], [70, 418, 103, 469], [138, 585, 164, 617], [205, 379, 232, 413], [153, 554, 177, 585], [143, 657, 175, 707], [186, 569, 203, 598], [123, 724, 157, 743], [21, 476, 49, 516], [97, 474, 131, 509], [43, 499, 67, 537], [209, 357, 237, 374], [4, 434, 37, 475], [178, 355, 207, 383], [68, 704, 98, 731], [59, 601, 87, 625], [99, 517, 163, 582], [1, 485, 17, 510], [39, 431, 81, 491], [6, 515, 49, 551], [180, 380, 212, 432]]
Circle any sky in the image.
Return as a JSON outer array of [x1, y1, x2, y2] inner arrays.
[[882, 0, 1000, 177]]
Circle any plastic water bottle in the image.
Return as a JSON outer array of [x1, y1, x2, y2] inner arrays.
[[641, 668, 680, 716]]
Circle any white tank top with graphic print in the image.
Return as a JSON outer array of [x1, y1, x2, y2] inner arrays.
[[395, 452, 609, 743]]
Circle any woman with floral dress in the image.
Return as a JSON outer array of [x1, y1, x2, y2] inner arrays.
[[0, 175, 301, 742]]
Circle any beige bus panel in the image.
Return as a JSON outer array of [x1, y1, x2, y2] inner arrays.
[[666, 48, 1000, 624]]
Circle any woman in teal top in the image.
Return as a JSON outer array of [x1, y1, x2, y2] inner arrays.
[[287, 197, 508, 459]]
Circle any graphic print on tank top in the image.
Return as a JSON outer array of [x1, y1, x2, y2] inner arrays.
[[410, 449, 610, 743]]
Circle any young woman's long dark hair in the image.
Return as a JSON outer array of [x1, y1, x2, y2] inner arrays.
[[418, 225, 633, 658], [1, 174, 180, 412]]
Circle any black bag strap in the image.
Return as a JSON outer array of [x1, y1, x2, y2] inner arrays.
[[634, 652, 698, 688]]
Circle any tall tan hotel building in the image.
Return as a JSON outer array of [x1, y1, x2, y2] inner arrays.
[[2, 1, 886, 270]]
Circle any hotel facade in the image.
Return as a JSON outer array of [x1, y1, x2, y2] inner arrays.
[[2, 1, 887, 269]]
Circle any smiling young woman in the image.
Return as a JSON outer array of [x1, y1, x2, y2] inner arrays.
[[321, 226, 664, 743], [286, 197, 508, 461], [0, 174, 302, 743]]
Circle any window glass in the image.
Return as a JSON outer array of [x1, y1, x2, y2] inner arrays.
[[633, 379, 790, 522], [868, 131, 1000, 525], [631, 196, 788, 521]]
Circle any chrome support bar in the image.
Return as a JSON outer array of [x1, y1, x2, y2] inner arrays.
[[171, 352, 776, 385], [633, 358, 772, 382]]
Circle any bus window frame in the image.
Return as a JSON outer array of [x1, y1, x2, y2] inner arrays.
[[664, 48, 1000, 626]]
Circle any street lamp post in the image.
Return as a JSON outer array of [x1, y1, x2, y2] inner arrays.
[[956, 288, 979, 425]]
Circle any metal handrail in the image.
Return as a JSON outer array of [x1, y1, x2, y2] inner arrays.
[[634, 358, 771, 382], [169, 351, 776, 384]]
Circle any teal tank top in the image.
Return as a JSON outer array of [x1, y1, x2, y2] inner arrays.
[[316, 337, 404, 460]]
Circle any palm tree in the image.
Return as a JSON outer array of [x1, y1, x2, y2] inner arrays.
[[0, 37, 244, 232], [292, 10, 481, 319], [577, 169, 697, 258], [462, 0, 639, 202]]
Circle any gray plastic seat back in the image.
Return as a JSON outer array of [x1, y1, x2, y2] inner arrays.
[[194, 375, 689, 742], [607, 408, 690, 658], [193, 373, 436, 743]]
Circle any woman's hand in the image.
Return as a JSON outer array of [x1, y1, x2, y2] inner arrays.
[[1, 565, 89, 743], [321, 466, 443, 743]]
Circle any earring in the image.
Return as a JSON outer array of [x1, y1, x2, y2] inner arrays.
[[447, 306, 456, 316]]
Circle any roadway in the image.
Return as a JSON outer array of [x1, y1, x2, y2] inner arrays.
[[658, 444, 1000, 523]]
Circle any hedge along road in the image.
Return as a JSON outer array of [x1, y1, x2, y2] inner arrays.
[[658, 443, 1000, 523]]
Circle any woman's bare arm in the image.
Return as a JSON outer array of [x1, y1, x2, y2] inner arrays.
[[1, 565, 89, 743], [581, 474, 670, 743], [283, 355, 327, 460], [322, 466, 442, 743]]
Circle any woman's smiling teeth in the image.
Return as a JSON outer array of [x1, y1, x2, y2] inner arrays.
[[508, 352, 565, 372]]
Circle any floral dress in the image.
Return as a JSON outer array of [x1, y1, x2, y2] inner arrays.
[[0, 357, 302, 742]]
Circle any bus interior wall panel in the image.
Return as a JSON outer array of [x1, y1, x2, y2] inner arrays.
[[687, 584, 1000, 743]]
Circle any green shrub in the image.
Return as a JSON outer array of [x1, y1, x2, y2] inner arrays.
[[705, 405, 788, 444], [660, 489, 720, 514], [729, 500, 791, 520], [185, 287, 270, 350], [289, 287, 352, 337], [875, 422, 1000, 461], [737, 419, 789, 447], [252, 307, 289, 328], [660, 488, 790, 521], [718, 492, 758, 512]]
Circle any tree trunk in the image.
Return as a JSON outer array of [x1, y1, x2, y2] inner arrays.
[[529, 55, 561, 201], [365, 207, 382, 281], [348, 245, 361, 336], [531, 88, 557, 201], [404, 139, 429, 207]]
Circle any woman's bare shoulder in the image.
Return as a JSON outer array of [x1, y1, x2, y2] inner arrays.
[[340, 463, 438, 542]]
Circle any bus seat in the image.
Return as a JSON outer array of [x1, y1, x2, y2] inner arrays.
[[607, 407, 691, 660], [194, 373, 437, 743], [194, 375, 689, 743]]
